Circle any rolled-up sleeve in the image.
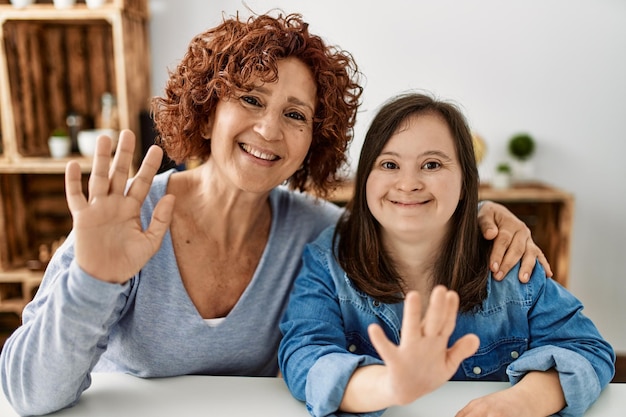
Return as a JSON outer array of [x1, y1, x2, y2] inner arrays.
[[306, 353, 383, 417], [507, 345, 602, 417]]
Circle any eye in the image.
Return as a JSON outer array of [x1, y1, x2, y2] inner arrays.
[[423, 161, 442, 171], [285, 111, 306, 122], [240, 95, 261, 107], [381, 161, 399, 170]]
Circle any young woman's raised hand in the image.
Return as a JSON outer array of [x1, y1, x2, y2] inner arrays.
[[369, 287, 480, 406], [65, 130, 175, 283]]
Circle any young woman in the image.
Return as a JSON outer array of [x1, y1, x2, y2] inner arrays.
[[279, 92, 615, 417], [2, 12, 547, 416]]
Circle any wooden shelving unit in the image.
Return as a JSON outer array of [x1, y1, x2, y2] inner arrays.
[[323, 180, 574, 288], [0, 0, 150, 315]]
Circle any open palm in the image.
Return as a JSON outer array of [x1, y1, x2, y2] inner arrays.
[[64, 130, 175, 283], [369, 287, 480, 406]]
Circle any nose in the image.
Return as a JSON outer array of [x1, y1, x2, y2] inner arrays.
[[253, 111, 283, 142], [396, 169, 423, 192]]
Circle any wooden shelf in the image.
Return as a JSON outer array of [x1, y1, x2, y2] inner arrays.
[[322, 180, 574, 288], [0, 155, 93, 173], [0, 268, 42, 315], [0, 0, 150, 316]]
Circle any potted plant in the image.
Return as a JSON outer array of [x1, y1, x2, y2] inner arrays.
[[53, 0, 77, 9], [48, 127, 71, 159], [9, 0, 35, 8], [492, 162, 512, 189], [508, 132, 536, 181]]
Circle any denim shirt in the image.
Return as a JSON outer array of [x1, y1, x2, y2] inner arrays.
[[279, 227, 615, 417]]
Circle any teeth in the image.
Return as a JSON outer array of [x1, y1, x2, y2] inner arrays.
[[241, 144, 278, 161]]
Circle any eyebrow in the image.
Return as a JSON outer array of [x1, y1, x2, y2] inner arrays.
[[254, 86, 315, 114], [378, 150, 453, 161]]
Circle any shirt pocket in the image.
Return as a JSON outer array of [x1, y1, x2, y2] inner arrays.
[[345, 331, 379, 357], [459, 338, 528, 381]]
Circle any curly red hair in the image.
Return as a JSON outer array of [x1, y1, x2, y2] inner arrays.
[[151, 12, 363, 198]]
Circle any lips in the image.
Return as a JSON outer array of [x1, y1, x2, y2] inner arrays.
[[390, 199, 429, 206], [240, 143, 280, 161]]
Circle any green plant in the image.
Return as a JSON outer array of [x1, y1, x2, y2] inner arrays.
[[508, 133, 535, 160], [496, 162, 511, 173], [50, 127, 68, 137]]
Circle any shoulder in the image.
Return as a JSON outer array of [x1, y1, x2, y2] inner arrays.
[[270, 187, 343, 228], [484, 260, 548, 307]]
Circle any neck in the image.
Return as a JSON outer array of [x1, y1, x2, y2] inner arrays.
[[169, 163, 272, 250], [381, 230, 446, 295]]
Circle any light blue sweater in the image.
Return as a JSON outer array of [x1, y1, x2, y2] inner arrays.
[[1, 169, 342, 416]]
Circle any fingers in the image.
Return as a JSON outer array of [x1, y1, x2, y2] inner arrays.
[[477, 201, 498, 241], [65, 160, 87, 213], [537, 250, 553, 277], [517, 242, 537, 283], [493, 229, 528, 279], [368, 323, 396, 362], [86, 130, 163, 204], [108, 130, 136, 195], [145, 194, 175, 249], [422, 286, 458, 338], [126, 145, 164, 204], [447, 333, 480, 367], [88, 134, 114, 201], [400, 291, 423, 342]]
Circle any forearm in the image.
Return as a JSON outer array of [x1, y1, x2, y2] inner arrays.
[[512, 370, 565, 416], [340, 365, 392, 413], [1, 260, 127, 415]]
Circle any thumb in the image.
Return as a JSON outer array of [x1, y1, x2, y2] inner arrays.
[[477, 202, 498, 241], [145, 194, 175, 248], [447, 334, 480, 368]]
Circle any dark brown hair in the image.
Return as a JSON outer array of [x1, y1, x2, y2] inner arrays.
[[151, 12, 363, 198], [334, 92, 491, 311]]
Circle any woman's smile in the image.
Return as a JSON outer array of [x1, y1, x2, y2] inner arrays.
[[239, 143, 280, 162]]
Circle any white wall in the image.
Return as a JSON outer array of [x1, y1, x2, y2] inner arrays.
[[148, 0, 626, 352]]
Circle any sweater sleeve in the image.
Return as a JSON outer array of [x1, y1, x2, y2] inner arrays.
[[0, 236, 131, 416]]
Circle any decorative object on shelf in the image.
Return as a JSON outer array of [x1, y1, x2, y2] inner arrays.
[[99, 92, 119, 130], [508, 132, 536, 181], [472, 132, 487, 165], [86, 0, 107, 9], [53, 0, 77, 9], [47, 128, 71, 159], [66, 111, 84, 154], [9, 0, 34, 8], [78, 128, 117, 157], [492, 162, 512, 189]]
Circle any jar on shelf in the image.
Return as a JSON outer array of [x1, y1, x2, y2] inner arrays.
[[100, 92, 119, 130]]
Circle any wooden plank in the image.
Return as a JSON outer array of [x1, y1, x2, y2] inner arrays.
[[43, 26, 67, 132], [28, 23, 49, 155], [65, 25, 89, 116], [14, 23, 36, 154], [3, 23, 27, 157], [0, 177, 11, 270], [0, 175, 28, 270], [86, 24, 109, 126]]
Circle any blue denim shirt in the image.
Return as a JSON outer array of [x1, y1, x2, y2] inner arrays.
[[279, 227, 615, 417]]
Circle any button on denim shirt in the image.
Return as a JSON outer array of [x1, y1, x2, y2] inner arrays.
[[279, 227, 615, 417]]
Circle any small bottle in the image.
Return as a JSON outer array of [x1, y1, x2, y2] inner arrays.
[[100, 92, 118, 130], [66, 111, 83, 153]]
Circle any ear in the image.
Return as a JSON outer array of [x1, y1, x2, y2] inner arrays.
[[200, 118, 214, 139]]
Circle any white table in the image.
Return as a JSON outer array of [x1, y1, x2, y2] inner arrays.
[[0, 373, 623, 416]]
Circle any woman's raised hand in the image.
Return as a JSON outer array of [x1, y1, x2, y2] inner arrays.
[[65, 130, 175, 283], [369, 287, 480, 406]]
